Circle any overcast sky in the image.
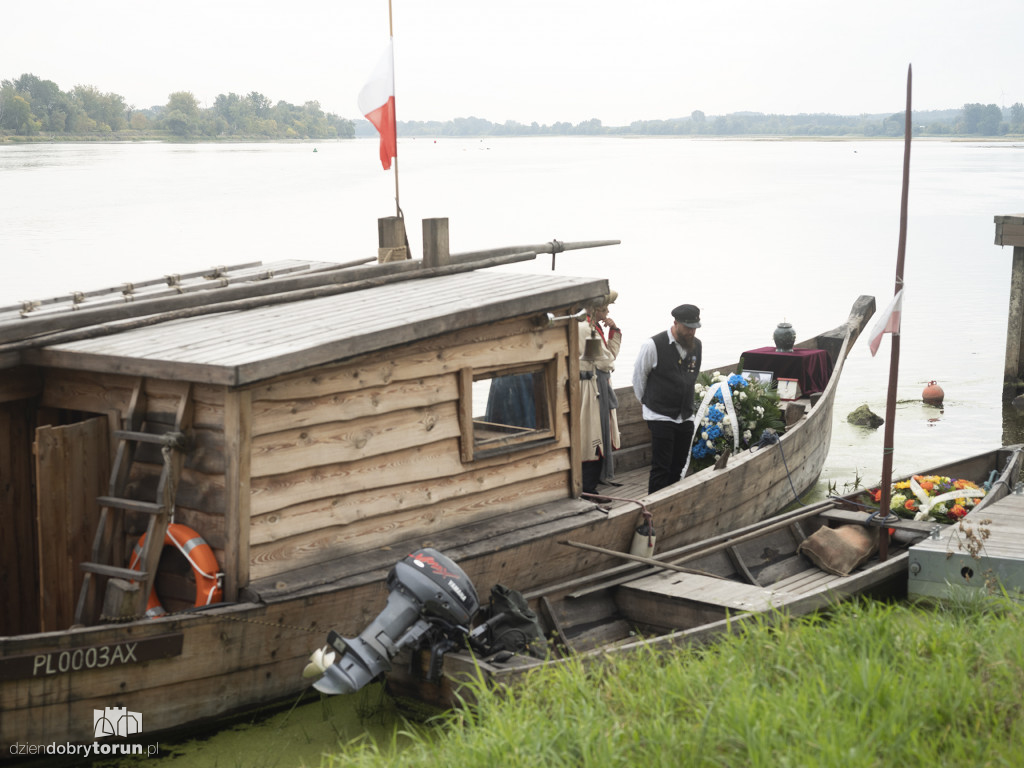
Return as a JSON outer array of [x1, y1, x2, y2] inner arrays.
[[5, 1, 1022, 126]]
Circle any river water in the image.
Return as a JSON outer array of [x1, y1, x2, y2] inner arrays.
[[3, 137, 1024, 764]]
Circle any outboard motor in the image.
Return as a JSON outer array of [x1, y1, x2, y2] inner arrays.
[[307, 548, 480, 695]]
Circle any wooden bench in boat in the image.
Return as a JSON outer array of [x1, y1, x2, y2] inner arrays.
[[620, 571, 796, 612]]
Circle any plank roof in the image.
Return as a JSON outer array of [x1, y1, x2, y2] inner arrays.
[[21, 270, 608, 386]]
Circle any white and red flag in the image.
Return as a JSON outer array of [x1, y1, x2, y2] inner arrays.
[[868, 289, 904, 357], [358, 39, 397, 170]]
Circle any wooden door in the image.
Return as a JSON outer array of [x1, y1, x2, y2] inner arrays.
[[34, 418, 110, 631]]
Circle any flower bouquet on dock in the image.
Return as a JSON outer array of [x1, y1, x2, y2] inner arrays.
[[870, 475, 987, 524], [689, 371, 785, 472]]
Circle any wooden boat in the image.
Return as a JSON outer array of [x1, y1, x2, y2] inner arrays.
[[386, 444, 1024, 705], [0, 221, 872, 749]]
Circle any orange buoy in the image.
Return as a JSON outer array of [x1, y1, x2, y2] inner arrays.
[[923, 380, 944, 406], [128, 523, 222, 617]]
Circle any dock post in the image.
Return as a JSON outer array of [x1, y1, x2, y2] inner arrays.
[[377, 216, 409, 262], [993, 214, 1024, 399], [422, 218, 450, 268]]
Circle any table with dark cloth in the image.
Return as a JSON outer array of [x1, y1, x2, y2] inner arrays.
[[740, 347, 833, 395]]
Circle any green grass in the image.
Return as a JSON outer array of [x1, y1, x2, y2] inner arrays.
[[321, 596, 1024, 767]]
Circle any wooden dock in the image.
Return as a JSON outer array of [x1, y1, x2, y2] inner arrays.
[[908, 491, 1024, 599]]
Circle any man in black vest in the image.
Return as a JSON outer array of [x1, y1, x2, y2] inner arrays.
[[631, 304, 702, 494]]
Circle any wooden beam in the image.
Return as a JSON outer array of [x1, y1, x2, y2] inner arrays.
[[377, 216, 409, 262], [568, 316, 583, 497], [224, 389, 252, 599], [994, 214, 1024, 247], [422, 218, 450, 268], [457, 368, 474, 463], [1003, 245, 1024, 393]]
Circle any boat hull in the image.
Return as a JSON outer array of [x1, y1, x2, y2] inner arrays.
[[0, 297, 873, 749], [385, 445, 1024, 708]]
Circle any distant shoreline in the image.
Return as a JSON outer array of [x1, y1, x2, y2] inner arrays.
[[4, 132, 1024, 144]]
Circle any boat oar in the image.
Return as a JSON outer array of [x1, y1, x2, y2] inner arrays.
[[0, 250, 541, 353], [560, 539, 726, 579], [547, 499, 843, 599], [452, 239, 620, 270], [0, 238, 619, 346]]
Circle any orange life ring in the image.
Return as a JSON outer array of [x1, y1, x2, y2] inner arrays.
[[128, 523, 223, 617]]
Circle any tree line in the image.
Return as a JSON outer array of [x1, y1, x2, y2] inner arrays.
[[0, 73, 354, 139], [379, 104, 1024, 138], [2, 72, 1022, 140]]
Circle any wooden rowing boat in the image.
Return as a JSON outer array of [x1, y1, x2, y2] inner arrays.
[[0, 222, 872, 748], [384, 444, 1024, 706]]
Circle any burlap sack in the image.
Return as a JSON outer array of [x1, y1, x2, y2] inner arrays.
[[797, 524, 877, 576]]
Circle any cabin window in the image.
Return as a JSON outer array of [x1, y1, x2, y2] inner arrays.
[[459, 362, 556, 461]]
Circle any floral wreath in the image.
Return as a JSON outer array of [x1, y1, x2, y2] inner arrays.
[[688, 371, 784, 472], [870, 475, 986, 525]]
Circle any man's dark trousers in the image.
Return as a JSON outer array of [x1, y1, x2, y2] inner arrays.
[[647, 419, 695, 494]]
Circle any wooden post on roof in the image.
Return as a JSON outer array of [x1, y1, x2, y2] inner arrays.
[[377, 216, 408, 262], [422, 218, 450, 268], [993, 214, 1024, 399]]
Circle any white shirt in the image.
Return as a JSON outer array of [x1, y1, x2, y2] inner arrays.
[[631, 327, 693, 424]]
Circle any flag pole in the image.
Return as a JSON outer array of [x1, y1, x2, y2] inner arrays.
[[876, 64, 912, 561], [388, 0, 400, 219]]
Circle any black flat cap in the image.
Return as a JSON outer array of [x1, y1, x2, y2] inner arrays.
[[672, 304, 701, 328]]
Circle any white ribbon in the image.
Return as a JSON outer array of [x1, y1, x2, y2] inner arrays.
[[907, 476, 986, 521], [680, 380, 741, 480]]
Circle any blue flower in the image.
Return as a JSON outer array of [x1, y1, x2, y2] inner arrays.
[[728, 373, 747, 389], [707, 405, 724, 423], [706, 425, 722, 440], [692, 441, 708, 458]]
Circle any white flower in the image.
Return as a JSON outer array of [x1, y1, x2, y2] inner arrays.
[[701, 431, 709, 440], [746, 420, 757, 430], [706, 440, 714, 449], [743, 429, 752, 442], [739, 391, 747, 401], [723, 415, 731, 424], [755, 406, 765, 416]]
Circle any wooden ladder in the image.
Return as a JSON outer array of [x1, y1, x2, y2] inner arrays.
[[74, 379, 194, 624]]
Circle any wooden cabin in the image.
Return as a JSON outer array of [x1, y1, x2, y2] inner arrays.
[[0, 258, 609, 636]]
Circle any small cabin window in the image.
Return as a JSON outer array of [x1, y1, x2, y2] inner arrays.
[[460, 362, 556, 461]]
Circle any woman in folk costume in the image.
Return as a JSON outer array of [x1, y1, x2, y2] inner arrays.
[[579, 290, 621, 494]]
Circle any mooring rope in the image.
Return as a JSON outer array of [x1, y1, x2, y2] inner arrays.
[[752, 431, 801, 504]]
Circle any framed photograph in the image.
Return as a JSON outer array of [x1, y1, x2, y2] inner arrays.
[[743, 370, 773, 385]]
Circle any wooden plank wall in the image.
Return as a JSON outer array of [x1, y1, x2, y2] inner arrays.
[[245, 317, 576, 582]]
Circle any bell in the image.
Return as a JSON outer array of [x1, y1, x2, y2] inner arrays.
[[582, 335, 603, 361]]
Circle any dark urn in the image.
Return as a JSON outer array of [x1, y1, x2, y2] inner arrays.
[[773, 322, 796, 352]]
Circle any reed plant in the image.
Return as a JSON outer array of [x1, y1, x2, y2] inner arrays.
[[321, 595, 1024, 768]]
